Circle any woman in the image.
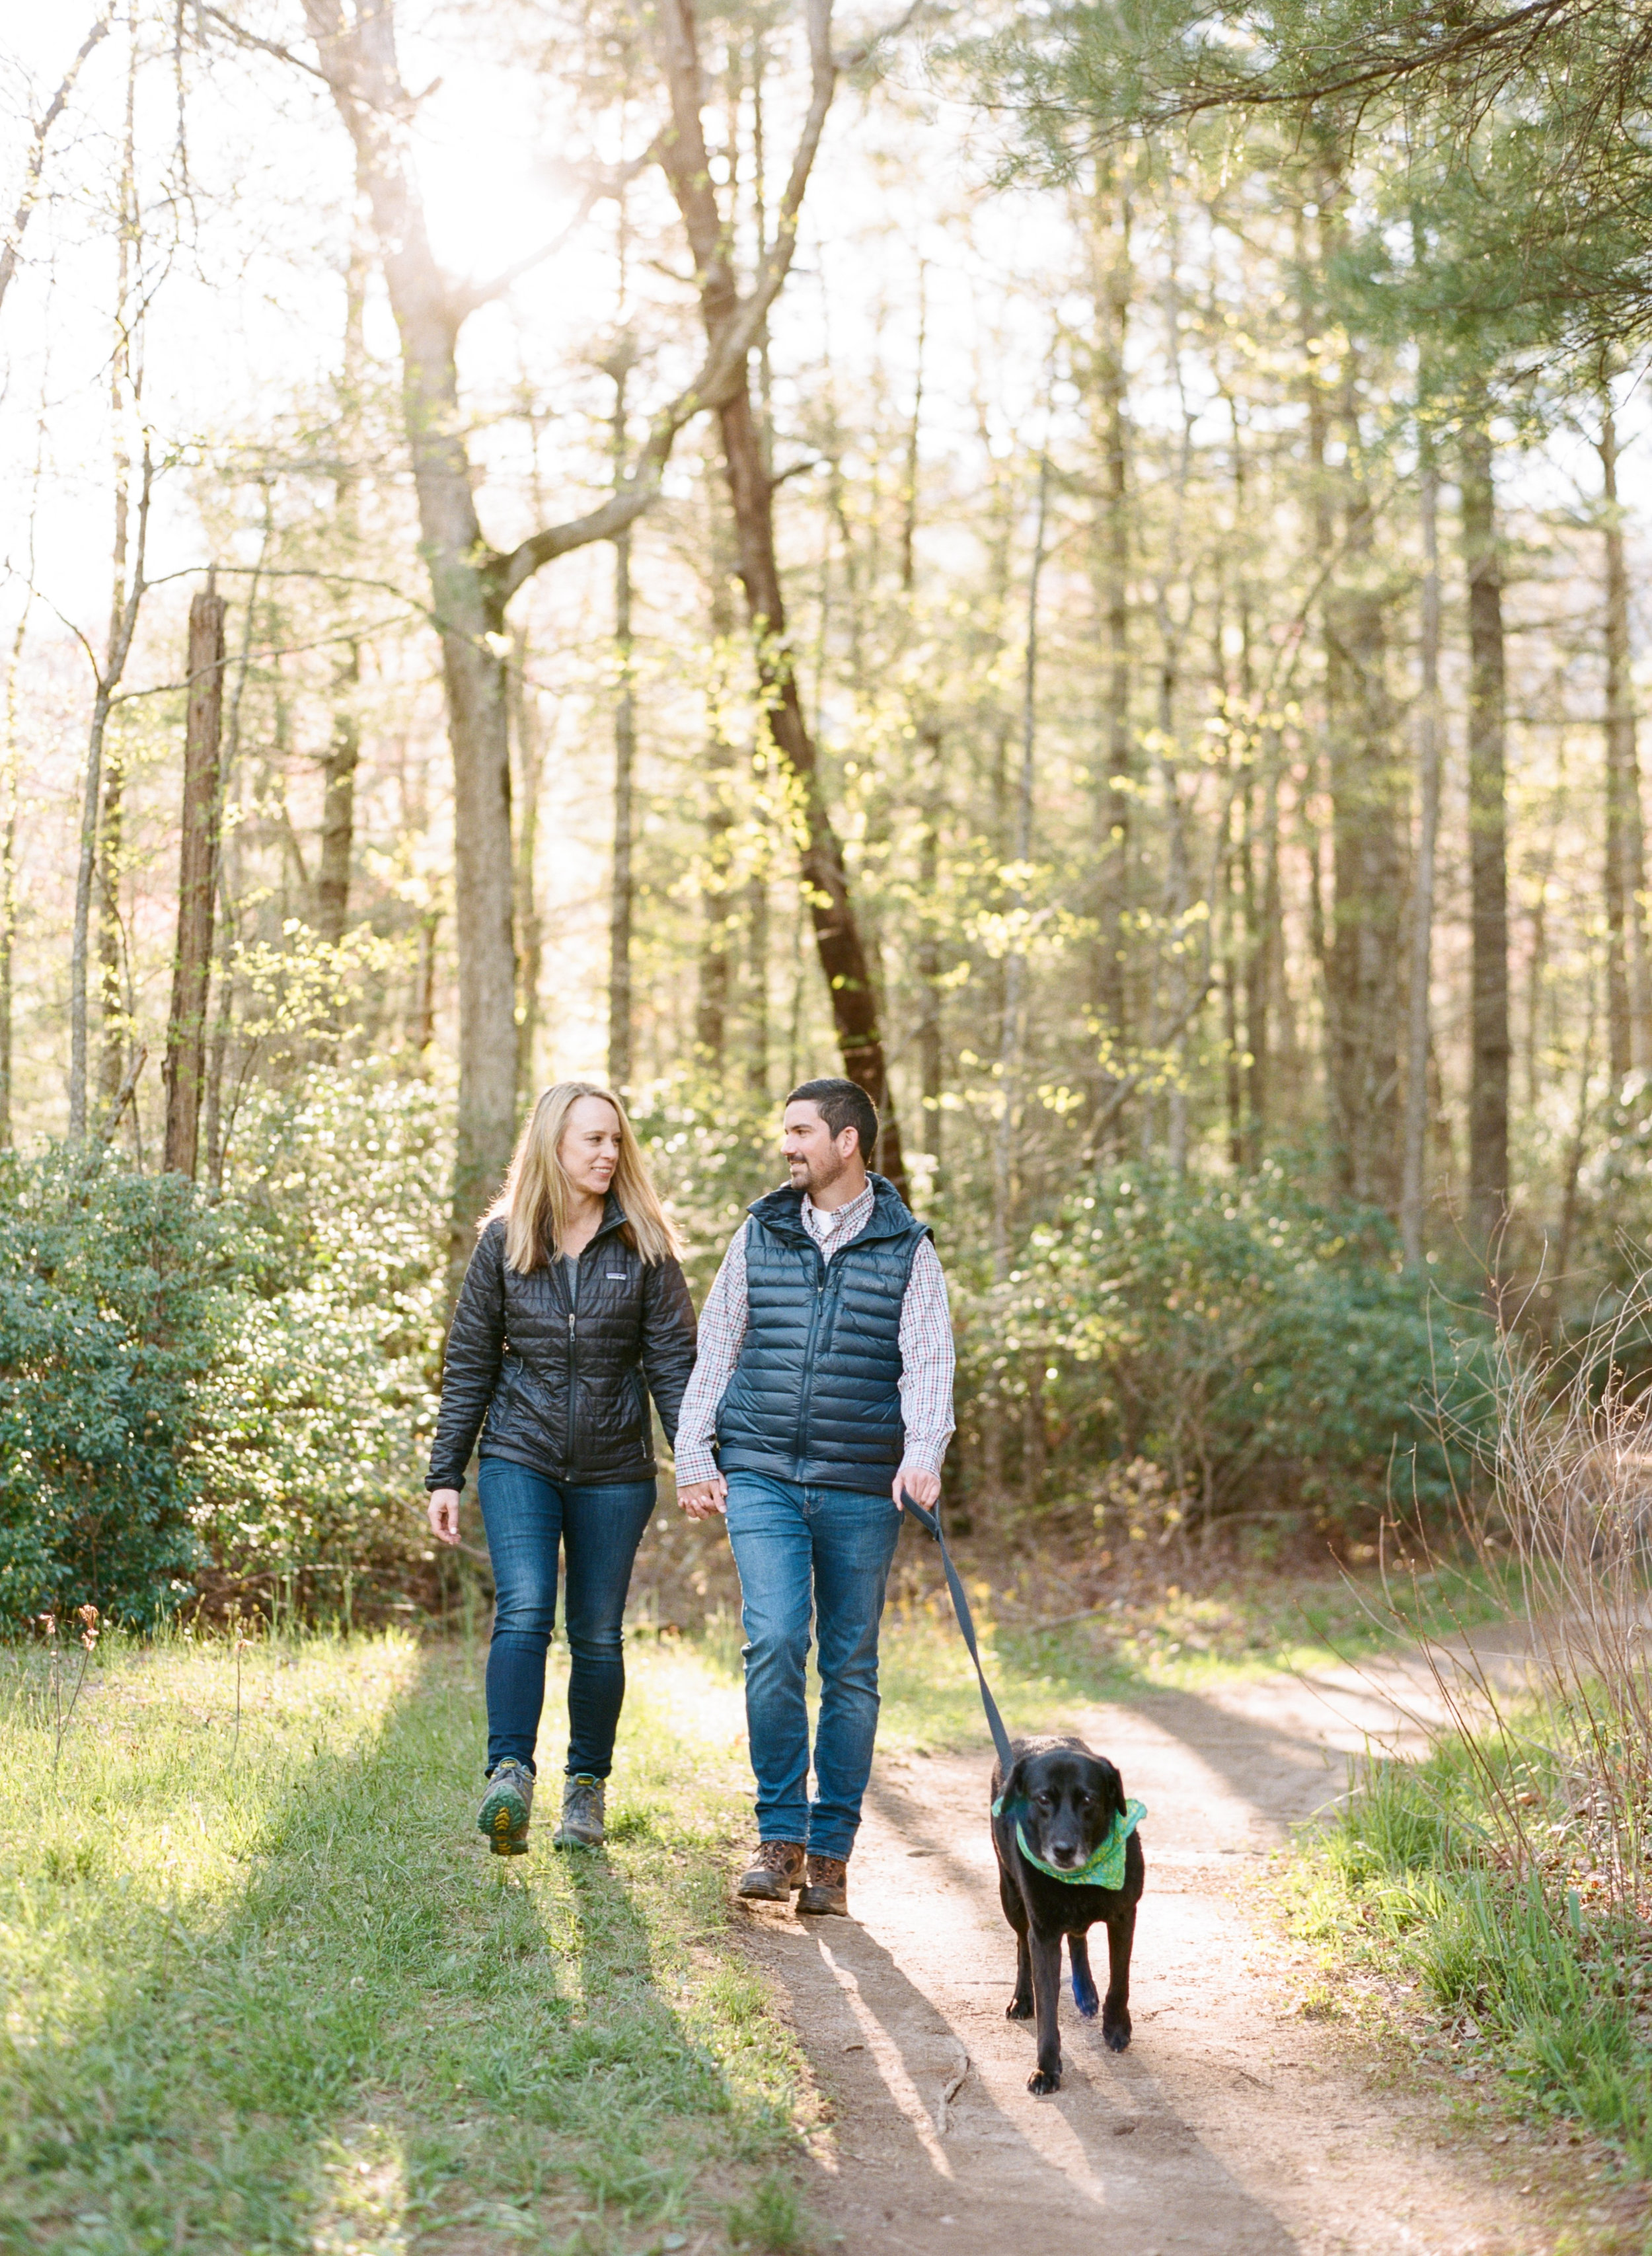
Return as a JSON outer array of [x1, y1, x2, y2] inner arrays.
[[427, 1081, 695, 1856]]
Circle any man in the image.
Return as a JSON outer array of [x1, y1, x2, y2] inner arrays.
[[675, 1078, 955, 1917]]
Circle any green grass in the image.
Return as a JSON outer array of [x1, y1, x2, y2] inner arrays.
[[1287, 1724, 1652, 2177], [0, 1628, 819, 2255]]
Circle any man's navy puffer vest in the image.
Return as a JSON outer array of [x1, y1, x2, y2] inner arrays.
[[715, 1174, 930, 1492]]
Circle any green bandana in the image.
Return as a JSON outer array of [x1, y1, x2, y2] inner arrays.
[[992, 1796, 1147, 1888]]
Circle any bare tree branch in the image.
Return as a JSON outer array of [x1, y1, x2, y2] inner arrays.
[[0, 7, 114, 319]]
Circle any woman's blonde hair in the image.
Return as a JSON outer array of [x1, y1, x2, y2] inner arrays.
[[485, 1081, 679, 1271]]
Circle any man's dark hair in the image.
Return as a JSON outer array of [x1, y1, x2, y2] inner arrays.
[[786, 1076, 879, 1160]]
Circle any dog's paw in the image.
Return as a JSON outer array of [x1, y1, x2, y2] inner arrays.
[[1071, 1971, 1100, 2019], [1005, 1994, 1034, 2021], [1102, 2013, 1132, 2054], [1027, 2064, 1063, 2095]]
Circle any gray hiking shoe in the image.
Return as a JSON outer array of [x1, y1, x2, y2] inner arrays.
[[477, 1758, 535, 1856], [553, 1772, 606, 1849]]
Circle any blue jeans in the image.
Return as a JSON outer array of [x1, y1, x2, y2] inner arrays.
[[724, 1472, 903, 1861], [476, 1459, 656, 1778]]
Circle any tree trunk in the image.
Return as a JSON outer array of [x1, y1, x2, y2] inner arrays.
[[609, 518, 637, 1092], [1600, 387, 1651, 1086], [95, 744, 126, 1108], [994, 452, 1050, 1275], [1401, 453, 1443, 1267], [315, 665, 358, 946], [916, 723, 945, 1174], [1321, 311, 1404, 1211], [697, 494, 739, 1067], [69, 62, 145, 1142], [508, 636, 544, 1102], [649, 0, 907, 1191], [745, 868, 770, 1098], [1462, 419, 1511, 1255], [316, 214, 367, 951], [1090, 160, 1132, 1110], [162, 585, 227, 1179]]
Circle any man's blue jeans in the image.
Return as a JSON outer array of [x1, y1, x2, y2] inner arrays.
[[724, 1471, 903, 1861], [476, 1458, 656, 1778]]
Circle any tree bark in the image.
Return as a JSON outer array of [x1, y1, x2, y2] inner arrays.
[[1401, 452, 1443, 1267], [1600, 386, 1651, 1086], [1461, 419, 1511, 1255], [650, 0, 909, 1195], [162, 586, 227, 1179]]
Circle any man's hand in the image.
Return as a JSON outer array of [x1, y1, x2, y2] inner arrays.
[[428, 1488, 461, 1546], [893, 1464, 940, 1513], [678, 1474, 728, 1521]]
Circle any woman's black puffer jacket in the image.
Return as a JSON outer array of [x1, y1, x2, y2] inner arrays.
[[426, 1199, 696, 1490]]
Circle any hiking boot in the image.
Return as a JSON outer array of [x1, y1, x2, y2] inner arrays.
[[553, 1772, 606, 1849], [796, 1854, 849, 1917], [477, 1758, 535, 1856], [736, 1840, 806, 1900]]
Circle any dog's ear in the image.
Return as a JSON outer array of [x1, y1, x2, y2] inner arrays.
[[1094, 1758, 1126, 1819], [998, 1756, 1028, 1809]]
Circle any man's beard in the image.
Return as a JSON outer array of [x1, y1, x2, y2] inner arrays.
[[792, 1147, 850, 1197]]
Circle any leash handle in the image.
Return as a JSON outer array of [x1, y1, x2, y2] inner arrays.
[[899, 1490, 1016, 1779]]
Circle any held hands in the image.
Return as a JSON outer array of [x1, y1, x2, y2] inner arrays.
[[678, 1474, 728, 1521], [428, 1488, 461, 1546], [893, 1463, 940, 1513]]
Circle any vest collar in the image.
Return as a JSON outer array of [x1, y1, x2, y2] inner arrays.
[[748, 1172, 920, 1248]]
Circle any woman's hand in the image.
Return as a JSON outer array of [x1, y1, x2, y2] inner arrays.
[[677, 1476, 728, 1521], [428, 1488, 461, 1546]]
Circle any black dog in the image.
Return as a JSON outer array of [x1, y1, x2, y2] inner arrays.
[[991, 1733, 1145, 2093]]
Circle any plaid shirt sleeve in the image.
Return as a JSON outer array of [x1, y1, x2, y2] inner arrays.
[[897, 1238, 956, 1479], [669, 1222, 748, 1485]]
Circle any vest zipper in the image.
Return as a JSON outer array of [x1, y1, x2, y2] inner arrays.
[[794, 1242, 834, 1474]]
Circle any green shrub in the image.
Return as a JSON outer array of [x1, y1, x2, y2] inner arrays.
[[194, 1064, 446, 1591], [954, 1163, 1492, 1532], [0, 1149, 220, 1624], [0, 1066, 447, 1629]]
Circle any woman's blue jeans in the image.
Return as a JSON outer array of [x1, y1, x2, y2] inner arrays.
[[724, 1471, 903, 1861], [476, 1458, 656, 1778]]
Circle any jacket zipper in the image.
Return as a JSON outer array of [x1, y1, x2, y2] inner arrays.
[[564, 1254, 579, 1473]]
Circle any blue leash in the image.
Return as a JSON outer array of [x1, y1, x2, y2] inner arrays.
[[899, 1491, 1016, 1777]]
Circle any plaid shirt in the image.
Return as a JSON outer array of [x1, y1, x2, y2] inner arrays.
[[673, 1180, 956, 1487]]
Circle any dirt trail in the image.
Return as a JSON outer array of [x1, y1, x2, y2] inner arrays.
[[736, 1644, 1558, 2256]]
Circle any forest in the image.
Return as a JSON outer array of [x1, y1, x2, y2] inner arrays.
[[5, 0, 1652, 1619]]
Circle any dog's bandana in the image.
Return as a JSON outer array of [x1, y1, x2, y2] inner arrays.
[[992, 1796, 1148, 1888]]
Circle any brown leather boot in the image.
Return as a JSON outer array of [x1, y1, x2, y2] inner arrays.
[[796, 1853, 849, 1916], [736, 1840, 805, 1900]]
